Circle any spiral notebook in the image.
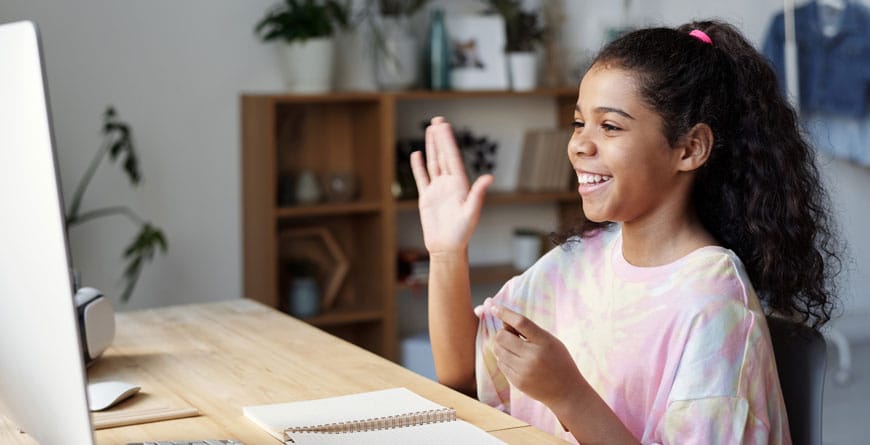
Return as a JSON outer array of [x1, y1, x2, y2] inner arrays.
[[242, 387, 506, 444]]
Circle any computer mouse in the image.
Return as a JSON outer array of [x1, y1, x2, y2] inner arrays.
[[87, 380, 141, 411]]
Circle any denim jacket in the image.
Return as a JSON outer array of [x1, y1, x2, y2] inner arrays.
[[762, 1, 870, 117]]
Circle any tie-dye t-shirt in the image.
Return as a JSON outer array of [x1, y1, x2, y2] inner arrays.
[[476, 227, 790, 444]]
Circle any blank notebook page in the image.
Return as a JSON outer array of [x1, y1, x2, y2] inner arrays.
[[242, 387, 506, 444]]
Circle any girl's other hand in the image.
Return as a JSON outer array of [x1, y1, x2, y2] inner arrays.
[[490, 304, 590, 410], [410, 116, 493, 256]]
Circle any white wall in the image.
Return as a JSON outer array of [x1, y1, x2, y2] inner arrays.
[[3, 0, 868, 336], [2, 0, 281, 309]]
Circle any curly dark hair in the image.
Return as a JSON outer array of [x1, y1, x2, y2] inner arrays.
[[555, 20, 841, 329]]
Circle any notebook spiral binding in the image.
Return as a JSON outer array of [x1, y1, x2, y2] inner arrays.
[[282, 408, 457, 442]]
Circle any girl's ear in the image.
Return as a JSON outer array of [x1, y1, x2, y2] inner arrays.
[[677, 123, 713, 172]]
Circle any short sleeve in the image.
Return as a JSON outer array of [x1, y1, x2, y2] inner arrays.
[[661, 397, 771, 444], [475, 277, 519, 413]]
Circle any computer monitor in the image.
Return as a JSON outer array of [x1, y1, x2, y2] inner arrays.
[[0, 20, 96, 444]]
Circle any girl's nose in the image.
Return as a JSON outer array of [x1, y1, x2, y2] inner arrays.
[[568, 130, 595, 158]]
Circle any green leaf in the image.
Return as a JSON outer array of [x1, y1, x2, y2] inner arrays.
[[120, 223, 169, 302]]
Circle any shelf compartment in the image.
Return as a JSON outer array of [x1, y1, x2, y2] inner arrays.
[[275, 101, 383, 204], [278, 213, 387, 315]]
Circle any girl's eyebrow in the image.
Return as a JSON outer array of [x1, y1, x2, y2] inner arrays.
[[575, 104, 635, 120]]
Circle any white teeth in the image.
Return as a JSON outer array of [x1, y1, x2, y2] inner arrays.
[[577, 172, 612, 184]]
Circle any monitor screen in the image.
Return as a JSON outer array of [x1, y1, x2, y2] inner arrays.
[[0, 20, 95, 444]]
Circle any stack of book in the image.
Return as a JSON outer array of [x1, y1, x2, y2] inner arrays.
[[515, 128, 574, 192]]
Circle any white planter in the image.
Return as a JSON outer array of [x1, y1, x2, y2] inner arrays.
[[334, 28, 377, 91], [507, 52, 538, 91], [279, 37, 334, 93]]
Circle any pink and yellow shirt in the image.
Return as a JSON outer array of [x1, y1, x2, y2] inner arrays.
[[476, 227, 790, 444]]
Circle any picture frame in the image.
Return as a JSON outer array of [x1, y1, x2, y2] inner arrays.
[[447, 14, 509, 91]]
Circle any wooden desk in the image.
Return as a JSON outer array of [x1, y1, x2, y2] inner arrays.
[[1, 299, 565, 444]]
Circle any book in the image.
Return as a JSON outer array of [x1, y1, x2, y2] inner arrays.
[[243, 387, 506, 444]]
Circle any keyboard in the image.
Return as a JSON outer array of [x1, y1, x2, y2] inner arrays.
[[126, 441, 243, 445]]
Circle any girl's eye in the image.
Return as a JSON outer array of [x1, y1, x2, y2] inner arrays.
[[602, 123, 622, 132], [572, 120, 585, 129]]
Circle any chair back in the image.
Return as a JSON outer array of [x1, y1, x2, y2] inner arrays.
[[767, 316, 826, 445]]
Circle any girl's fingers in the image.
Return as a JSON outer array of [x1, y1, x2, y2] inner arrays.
[[495, 327, 528, 355], [425, 117, 441, 177], [410, 151, 430, 192], [465, 174, 493, 221], [492, 304, 539, 342], [433, 120, 461, 177]]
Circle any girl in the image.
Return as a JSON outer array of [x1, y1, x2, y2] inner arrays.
[[410, 20, 840, 444]]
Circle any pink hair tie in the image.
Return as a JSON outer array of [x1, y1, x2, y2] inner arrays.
[[689, 29, 713, 45]]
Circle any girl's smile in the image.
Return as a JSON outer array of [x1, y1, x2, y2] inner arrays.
[[576, 170, 612, 195]]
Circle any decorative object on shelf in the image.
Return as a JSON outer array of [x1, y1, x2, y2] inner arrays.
[[455, 127, 498, 183], [294, 170, 323, 204], [446, 14, 508, 90], [375, 15, 419, 90], [512, 228, 543, 270], [369, 0, 429, 90], [515, 128, 572, 192], [483, 0, 546, 91], [323, 171, 358, 202], [280, 227, 349, 311], [65, 106, 168, 304], [425, 8, 451, 90], [284, 259, 322, 317], [254, 0, 350, 93]]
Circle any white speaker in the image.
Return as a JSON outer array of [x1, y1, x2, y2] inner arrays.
[[73, 287, 115, 365]]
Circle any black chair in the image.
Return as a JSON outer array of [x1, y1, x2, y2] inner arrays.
[[767, 316, 827, 445]]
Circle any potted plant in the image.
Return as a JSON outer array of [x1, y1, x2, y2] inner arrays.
[[484, 0, 546, 91], [66, 106, 168, 303], [255, 0, 350, 93]]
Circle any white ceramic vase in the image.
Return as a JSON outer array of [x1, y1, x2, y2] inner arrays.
[[507, 52, 538, 91], [279, 37, 334, 93]]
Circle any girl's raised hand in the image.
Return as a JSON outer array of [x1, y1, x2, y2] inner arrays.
[[410, 116, 493, 256]]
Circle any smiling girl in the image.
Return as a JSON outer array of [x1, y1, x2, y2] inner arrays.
[[410, 20, 839, 444]]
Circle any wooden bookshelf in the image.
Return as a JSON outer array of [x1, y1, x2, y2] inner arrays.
[[242, 88, 579, 361]]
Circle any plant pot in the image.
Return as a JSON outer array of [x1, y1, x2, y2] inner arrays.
[[279, 37, 335, 93], [507, 51, 538, 91], [334, 28, 377, 91], [375, 16, 419, 91]]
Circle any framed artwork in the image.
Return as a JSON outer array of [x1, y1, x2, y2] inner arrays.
[[447, 14, 509, 90]]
